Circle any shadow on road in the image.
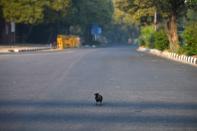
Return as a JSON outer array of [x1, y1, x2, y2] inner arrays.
[[0, 100, 197, 110], [0, 100, 197, 126]]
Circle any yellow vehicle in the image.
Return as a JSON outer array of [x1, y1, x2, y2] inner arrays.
[[57, 35, 80, 49]]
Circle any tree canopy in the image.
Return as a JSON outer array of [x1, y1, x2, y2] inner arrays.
[[115, 0, 197, 51], [0, 0, 71, 24], [70, 0, 113, 27], [0, 0, 113, 25], [0, 0, 46, 24], [115, 0, 155, 23], [0, 0, 114, 43]]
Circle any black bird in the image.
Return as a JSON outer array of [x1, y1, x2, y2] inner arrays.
[[94, 93, 103, 105]]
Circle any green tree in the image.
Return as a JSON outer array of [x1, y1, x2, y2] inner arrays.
[[187, 9, 197, 22], [41, 0, 114, 43], [182, 22, 197, 55], [113, 0, 134, 26], [187, 0, 197, 9], [0, 0, 48, 24], [140, 25, 155, 48], [153, 29, 169, 51], [76, 0, 113, 26], [0, 0, 113, 44], [0, 0, 71, 24], [115, 0, 155, 23], [43, 0, 71, 35], [115, 0, 197, 52], [0, 0, 71, 43], [69, 0, 114, 43]]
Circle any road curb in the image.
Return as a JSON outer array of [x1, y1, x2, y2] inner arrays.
[[137, 47, 197, 67], [7, 47, 51, 53]]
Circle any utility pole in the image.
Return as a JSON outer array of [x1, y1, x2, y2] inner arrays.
[[154, 10, 157, 31], [11, 21, 16, 44]]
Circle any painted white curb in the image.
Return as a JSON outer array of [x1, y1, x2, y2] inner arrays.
[[137, 47, 197, 66], [8, 47, 51, 53]]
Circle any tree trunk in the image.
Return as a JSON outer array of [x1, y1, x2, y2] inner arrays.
[[166, 14, 180, 52], [25, 25, 33, 42], [84, 24, 92, 44]]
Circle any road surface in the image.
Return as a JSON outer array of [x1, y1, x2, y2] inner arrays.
[[0, 46, 197, 131]]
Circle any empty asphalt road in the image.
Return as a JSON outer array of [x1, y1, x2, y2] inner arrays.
[[0, 46, 197, 131]]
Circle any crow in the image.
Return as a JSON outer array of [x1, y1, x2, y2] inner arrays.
[[94, 93, 103, 105]]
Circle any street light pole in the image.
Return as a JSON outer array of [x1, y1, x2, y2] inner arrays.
[[154, 10, 157, 31], [11, 21, 16, 44]]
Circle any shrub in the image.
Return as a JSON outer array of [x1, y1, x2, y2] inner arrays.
[[138, 37, 146, 46], [177, 46, 186, 55], [91, 40, 101, 46], [140, 25, 155, 48], [153, 29, 169, 51], [183, 22, 197, 55]]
